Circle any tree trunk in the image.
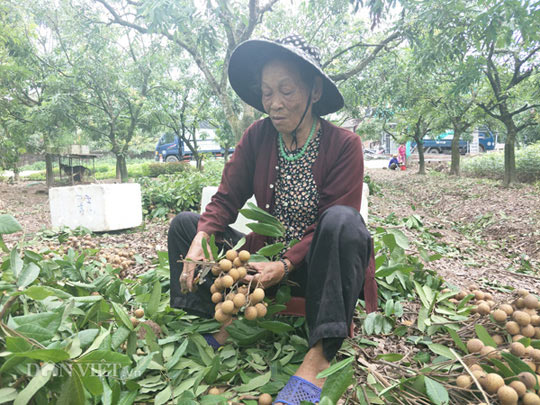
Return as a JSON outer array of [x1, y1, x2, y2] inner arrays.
[[45, 154, 54, 188], [503, 125, 517, 187], [415, 136, 426, 175], [115, 154, 128, 183], [13, 164, 20, 182], [450, 129, 461, 176]]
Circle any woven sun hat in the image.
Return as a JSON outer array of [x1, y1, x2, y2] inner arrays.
[[228, 34, 344, 116]]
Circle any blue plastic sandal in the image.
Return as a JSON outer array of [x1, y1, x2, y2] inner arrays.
[[203, 334, 222, 351], [274, 376, 322, 405]]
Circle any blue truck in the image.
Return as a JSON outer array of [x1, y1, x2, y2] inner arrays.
[[155, 131, 233, 162], [412, 128, 496, 155]]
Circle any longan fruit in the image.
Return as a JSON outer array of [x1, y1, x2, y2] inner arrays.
[[219, 259, 232, 272], [510, 342, 526, 357], [517, 289, 530, 297], [500, 304, 514, 316], [221, 300, 235, 315], [484, 292, 493, 301], [456, 374, 472, 388], [509, 380, 527, 397], [525, 295, 540, 309], [531, 349, 540, 362], [469, 364, 483, 372], [258, 393, 272, 405], [532, 315, 540, 326], [516, 298, 526, 309], [467, 338, 484, 353], [208, 387, 220, 395], [214, 308, 230, 323], [497, 385, 519, 405], [523, 392, 540, 405], [523, 324, 536, 338], [255, 303, 267, 318], [233, 257, 243, 267], [472, 369, 487, 382], [492, 334, 504, 345], [525, 361, 537, 373], [512, 334, 525, 342], [469, 284, 479, 291], [506, 321, 521, 335], [211, 266, 221, 276], [473, 290, 485, 301], [483, 373, 504, 394], [236, 266, 247, 279], [481, 345, 499, 359], [519, 372, 537, 389], [134, 308, 145, 318], [534, 327, 540, 339], [225, 249, 238, 261], [514, 311, 532, 326], [250, 288, 265, 304], [233, 293, 246, 308], [487, 300, 496, 308], [221, 275, 234, 288], [225, 292, 235, 301], [238, 285, 248, 295], [229, 268, 240, 282], [214, 278, 223, 291], [456, 291, 467, 300], [238, 250, 251, 262], [211, 292, 223, 304], [244, 306, 258, 321], [130, 316, 139, 327], [477, 303, 491, 315]]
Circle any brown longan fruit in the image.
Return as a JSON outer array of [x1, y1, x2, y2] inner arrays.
[[473, 290, 485, 301], [525, 295, 540, 309], [456, 291, 467, 300], [497, 385, 519, 405], [531, 349, 540, 362], [472, 369, 487, 382], [477, 303, 491, 315], [481, 345, 499, 359], [221, 275, 234, 288], [258, 393, 272, 405], [255, 303, 267, 318], [456, 374, 472, 388], [507, 321, 521, 335], [236, 266, 247, 279], [523, 392, 540, 405], [244, 306, 258, 320], [250, 288, 265, 304], [130, 316, 139, 327], [511, 342, 526, 357], [493, 334, 505, 345], [233, 257, 243, 267], [229, 268, 240, 282], [469, 284, 479, 291], [501, 304, 514, 316], [213, 278, 223, 291], [211, 292, 223, 304], [519, 372, 537, 389], [233, 293, 246, 308], [512, 334, 525, 342], [534, 327, 540, 339], [509, 380, 527, 397], [487, 300, 496, 308], [208, 387, 220, 395], [532, 316, 540, 326], [514, 311, 532, 326], [219, 259, 232, 272], [238, 250, 251, 262], [484, 292, 493, 301], [221, 300, 235, 315], [470, 364, 483, 372], [134, 308, 145, 318], [211, 266, 221, 276], [225, 249, 238, 261], [525, 361, 537, 373], [483, 373, 504, 394], [467, 338, 484, 353], [523, 324, 536, 338], [237, 285, 248, 295], [516, 298, 526, 309], [517, 289, 530, 297], [214, 308, 230, 323]]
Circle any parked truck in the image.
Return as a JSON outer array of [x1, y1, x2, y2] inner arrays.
[[155, 129, 233, 162], [411, 128, 496, 155]]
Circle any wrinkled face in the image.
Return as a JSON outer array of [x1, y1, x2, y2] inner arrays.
[[261, 59, 313, 135]]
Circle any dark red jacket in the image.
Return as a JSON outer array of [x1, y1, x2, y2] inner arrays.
[[198, 118, 377, 312]]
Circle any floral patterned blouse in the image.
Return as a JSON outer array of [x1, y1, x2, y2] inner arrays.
[[272, 129, 321, 251]]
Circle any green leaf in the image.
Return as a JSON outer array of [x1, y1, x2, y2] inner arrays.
[[231, 237, 247, 252], [375, 353, 404, 362], [147, 280, 161, 318], [77, 350, 131, 366], [154, 385, 172, 405], [317, 357, 354, 379], [475, 324, 497, 347], [14, 349, 70, 362], [424, 377, 449, 405], [246, 223, 283, 237], [23, 285, 72, 300], [256, 243, 284, 258], [165, 339, 188, 370], [14, 362, 55, 405], [111, 326, 131, 350], [445, 327, 468, 353], [6, 337, 32, 352], [127, 353, 155, 380], [10, 249, 23, 278], [0, 214, 22, 234], [321, 362, 354, 402], [201, 237, 210, 260], [501, 352, 537, 375], [111, 302, 134, 331], [17, 262, 40, 288], [240, 202, 284, 230], [235, 371, 272, 392], [427, 343, 458, 360], [0, 388, 17, 404], [258, 320, 293, 334], [387, 229, 409, 249]]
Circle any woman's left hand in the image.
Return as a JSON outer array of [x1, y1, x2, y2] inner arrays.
[[244, 261, 285, 289]]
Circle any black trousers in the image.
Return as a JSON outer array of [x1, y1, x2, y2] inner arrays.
[[168, 205, 372, 361]]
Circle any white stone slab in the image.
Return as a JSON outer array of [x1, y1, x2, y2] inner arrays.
[[49, 183, 143, 232]]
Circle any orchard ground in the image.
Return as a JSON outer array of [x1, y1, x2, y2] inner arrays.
[[2, 161, 538, 295]]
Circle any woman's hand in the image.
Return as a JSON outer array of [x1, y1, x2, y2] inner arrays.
[[244, 261, 287, 289], [180, 231, 210, 293]]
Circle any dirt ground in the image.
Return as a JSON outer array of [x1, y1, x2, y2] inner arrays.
[[1, 167, 539, 294]]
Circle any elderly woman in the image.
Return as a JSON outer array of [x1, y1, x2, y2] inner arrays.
[[168, 35, 377, 404]]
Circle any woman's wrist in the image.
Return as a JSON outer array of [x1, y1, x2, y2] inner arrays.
[[279, 258, 294, 279]]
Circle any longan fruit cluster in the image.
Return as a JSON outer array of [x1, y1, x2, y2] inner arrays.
[[456, 289, 540, 404], [210, 249, 267, 324]]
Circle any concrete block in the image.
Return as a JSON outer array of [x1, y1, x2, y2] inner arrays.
[[49, 183, 143, 232]]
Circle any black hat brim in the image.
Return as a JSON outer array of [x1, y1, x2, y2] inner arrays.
[[228, 39, 344, 116]]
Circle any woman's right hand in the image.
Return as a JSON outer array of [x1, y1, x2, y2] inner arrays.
[[180, 231, 210, 293]]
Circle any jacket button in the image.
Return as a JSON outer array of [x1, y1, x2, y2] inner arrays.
[[269, 184, 274, 189], [265, 204, 270, 209]]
